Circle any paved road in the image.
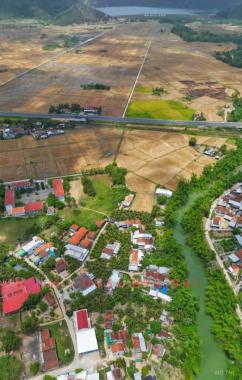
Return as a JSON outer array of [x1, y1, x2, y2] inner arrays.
[[1, 111, 242, 129]]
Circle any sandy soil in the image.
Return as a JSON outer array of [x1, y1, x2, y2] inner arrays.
[[70, 179, 84, 202]]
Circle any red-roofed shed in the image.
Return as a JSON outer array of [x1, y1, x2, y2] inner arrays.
[[75, 309, 89, 330], [53, 178, 65, 201]]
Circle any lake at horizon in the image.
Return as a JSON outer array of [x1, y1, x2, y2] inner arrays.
[[97, 6, 198, 16]]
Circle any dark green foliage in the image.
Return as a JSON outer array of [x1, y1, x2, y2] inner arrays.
[[21, 315, 38, 334], [189, 137, 197, 146], [205, 268, 241, 362], [228, 91, 242, 122], [150, 320, 162, 334], [105, 163, 127, 187], [0, 330, 21, 353], [157, 194, 168, 205], [47, 193, 65, 209], [81, 83, 111, 90], [172, 23, 242, 44], [81, 176, 96, 197], [30, 362, 40, 375], [0, 355, 23, 380], [216, 47, 242, 69]]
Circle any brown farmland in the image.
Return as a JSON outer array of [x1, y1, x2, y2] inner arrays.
[[0, 126, 230, 213], [0, 22, 158, 116]]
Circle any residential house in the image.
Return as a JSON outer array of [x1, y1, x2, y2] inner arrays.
[[55, 258, 68, 274], [106, 367, 124, 380], [64, 244, 89, 262], [106, 271, 123, 293], [70, 224, 79, 234], [4, 188, 15, 213], [110, 342, 125, 357], [128, 249, 143, 272], [53, 178, 65, 201], [132, 231, 154, 251], [21, 236, 44, 255], [121, 194, 134, 208], [132, 333, 146, 353], [153, 344, 166, 358], [69, 227, 88, 246], [104, 310, 114, 330], [101, 242, 121, 260], [41, 329, 59, 371], [73, 273, 96, 296], [210, 216, 221, 229]]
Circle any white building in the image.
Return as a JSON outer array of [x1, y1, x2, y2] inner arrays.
[[155, 188, 173, 197], [21, 237, 44, 255], [64, 244, 89, 262], [149, 289, 172, 303]]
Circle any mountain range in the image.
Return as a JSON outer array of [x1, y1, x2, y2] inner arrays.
[[0, 0, 106, 24]]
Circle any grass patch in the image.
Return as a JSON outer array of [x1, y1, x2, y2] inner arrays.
[[0, 218, 35, 247], [126, 99, 195, 120], [43, 43, 61, 51], [81, 176, 128, 215], [60, 207, 101, 230], [45, 321, 74, 365], [59, 176, 127, 229], [135, 85, 152, 94]]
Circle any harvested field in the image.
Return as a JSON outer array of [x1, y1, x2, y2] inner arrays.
[[130, 23, 242, 121], [0, 126, 122, 181], [116, 129, 232, 211], [0, 22, 159, 116], [0, 22, 103, 85]]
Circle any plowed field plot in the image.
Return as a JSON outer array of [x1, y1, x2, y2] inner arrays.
[[0, 127, 122, 181], [0, 22, 159, 115], [129, 23, 242, 121], [116, 130, 231, 211]]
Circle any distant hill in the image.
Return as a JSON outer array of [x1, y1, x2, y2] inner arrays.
[[91, 0, 240, 11], [216, 3, 242, 19], [0, 0, 107, 25]]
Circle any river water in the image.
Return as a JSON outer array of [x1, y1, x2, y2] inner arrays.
[[97, 6, 197, 17], [174, 194, 228, 380]]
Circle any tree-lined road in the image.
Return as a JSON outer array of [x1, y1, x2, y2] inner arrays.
[[1, 111, 242, 129]]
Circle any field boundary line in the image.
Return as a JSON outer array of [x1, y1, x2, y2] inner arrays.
[[122, 40, 152, 118], [0, 30, 108, 90]]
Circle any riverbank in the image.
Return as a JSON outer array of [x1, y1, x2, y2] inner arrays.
[[174, 193, 228, 380]]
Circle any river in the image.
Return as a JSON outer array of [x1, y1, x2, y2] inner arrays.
[[174, 194, 228, 380], [97, 6, 197, 17]]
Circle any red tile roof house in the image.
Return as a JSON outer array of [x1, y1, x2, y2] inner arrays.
[[55, 258, 67, 274], [111, 342, 125, 357], [41, 329, 59, 371], [73, 273, 96, 296], [104, 310, 114, 329], [80, 238, 93, 251], [24, 201, 44, 215], [52, 178, 65, 202], [1, 277, 41, 315], [69, 227, 88, 246], [4, 187, 15, 213]]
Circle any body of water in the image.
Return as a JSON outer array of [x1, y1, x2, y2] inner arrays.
[[97, 6, 197, 17], [174, 193, 228, 380]]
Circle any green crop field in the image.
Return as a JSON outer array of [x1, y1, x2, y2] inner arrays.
[[126, 99, 195, 120]]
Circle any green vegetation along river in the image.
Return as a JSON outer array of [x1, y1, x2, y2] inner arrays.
[[174, 194, 228, 380]]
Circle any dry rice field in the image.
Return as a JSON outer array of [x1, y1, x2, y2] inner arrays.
[[0, 21, 241, 119], [117, 129, 232, 212], [0, 126, 232, 212], [0, 22, 157, 116], [131, 23, 242, 121]]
